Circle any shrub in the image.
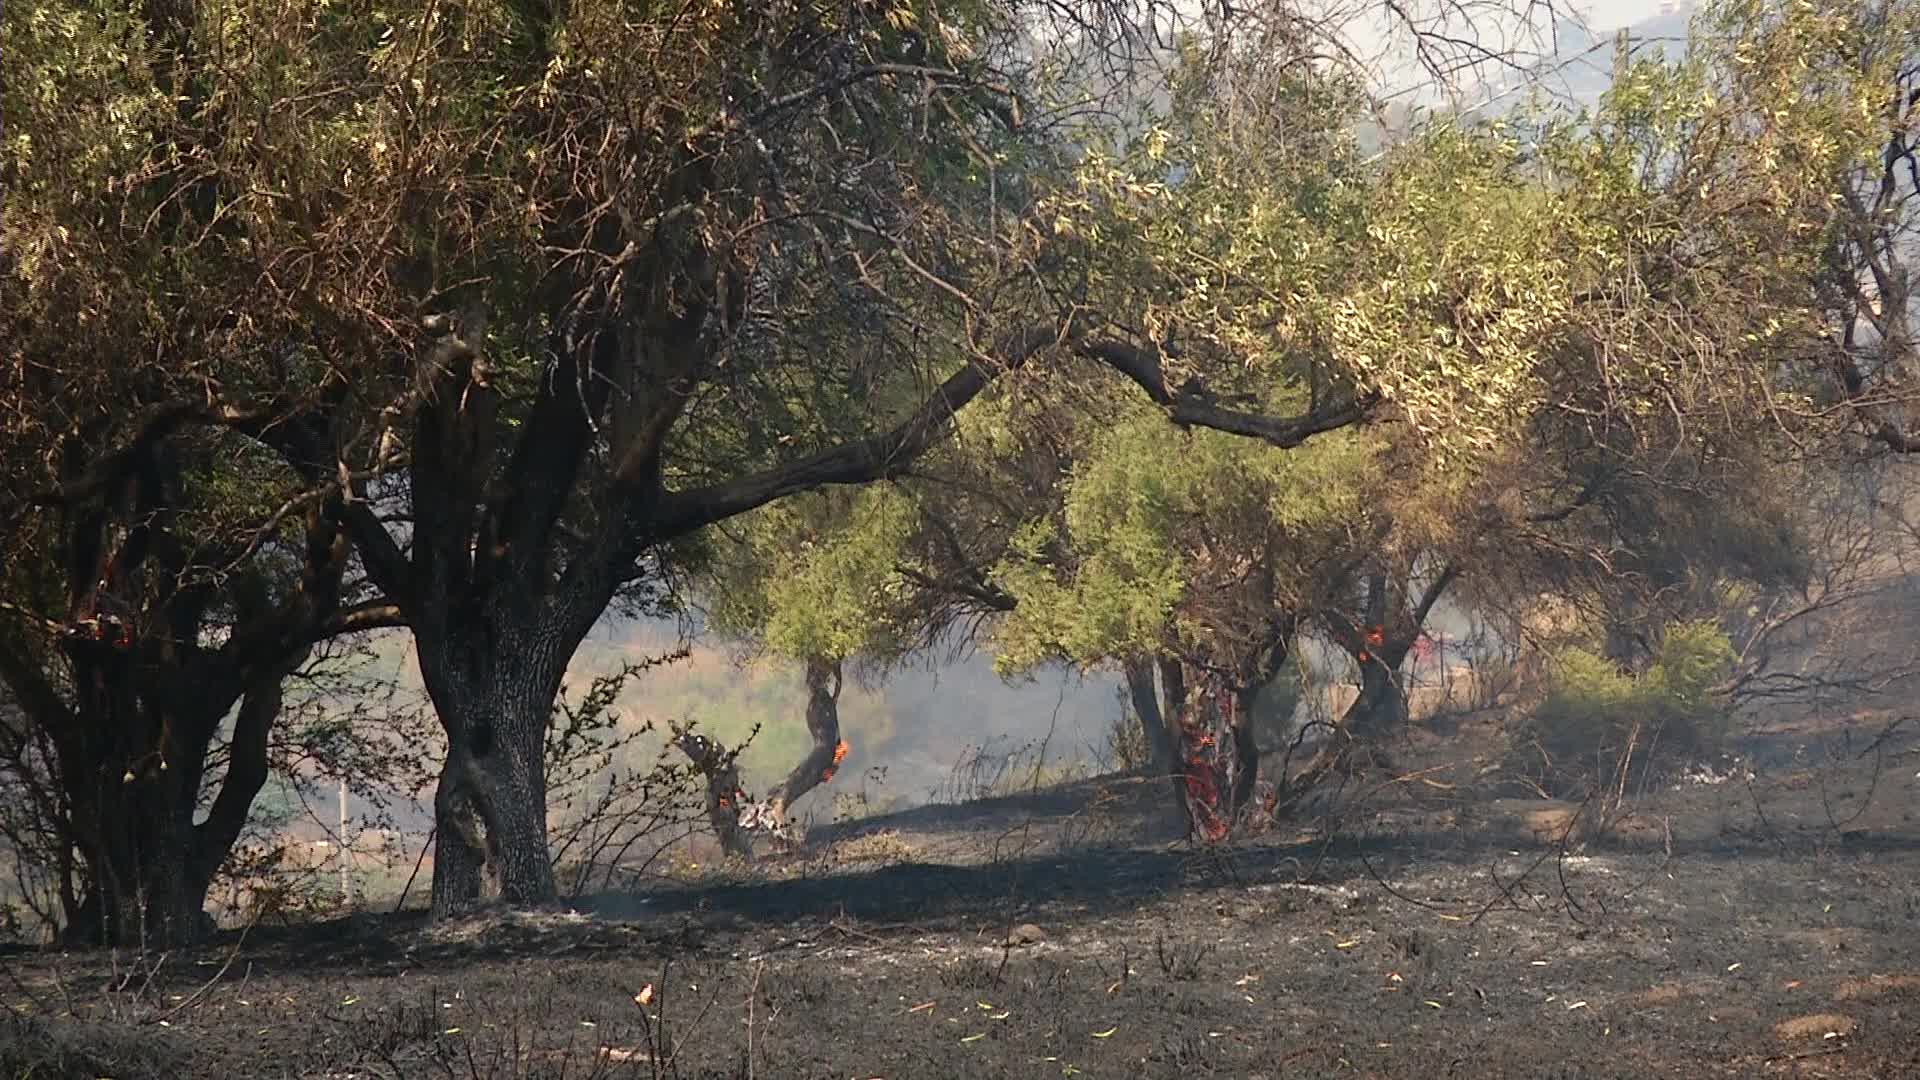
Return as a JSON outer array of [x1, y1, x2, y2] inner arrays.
[[1508, 620, 1735, 799]]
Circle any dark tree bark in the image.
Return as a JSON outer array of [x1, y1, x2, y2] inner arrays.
[[1121, 656, 1176, 776], [422, 645, 565, 912], [1228, 684, 1262, 815], [0, 439, 375, 946], [1322, 567, 1459, 764], [673, 729, 754, 860], [762, 655, 846, 837]]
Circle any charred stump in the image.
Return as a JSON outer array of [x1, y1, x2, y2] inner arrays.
[[672, 729, 755, 860]]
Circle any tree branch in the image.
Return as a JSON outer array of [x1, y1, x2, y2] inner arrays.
[[1079, 339, 1377, 447], [651, 323, 1066, 538], [191, 658, 295, 886], [1409, 564, 1461, 632], [655, 330, 1378, 540], [317, 599, 407, 639], [0, 639, 75, 741], [26, 399, 281, 509], [746, 64, 1014, 127]]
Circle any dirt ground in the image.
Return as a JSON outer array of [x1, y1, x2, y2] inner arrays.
[[5, 714, 1920, 1080]]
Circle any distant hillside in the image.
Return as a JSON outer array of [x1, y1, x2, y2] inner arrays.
[[1474, 1, 1698, 108]]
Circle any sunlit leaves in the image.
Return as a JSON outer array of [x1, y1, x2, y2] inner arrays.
[[704, 485, 926, 663], [991, 402, 1379, 673]]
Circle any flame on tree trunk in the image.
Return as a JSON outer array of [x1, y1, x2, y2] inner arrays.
[[1146, 625, 1376, 836], [1345, 643, 1412, 749], [1322, 568, 1457, 769], [1174, 675, 1236, 843], [760, 655, 846, 839], [1162, 664, 1260, 844]]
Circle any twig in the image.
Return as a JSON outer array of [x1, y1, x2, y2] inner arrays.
[[1763, 1043, 1849, 1065], [393, 827, 435, 914], [150, 914, 259, 1025], [746, 959, 763, 1080], [1354, 841, 1471, 922]]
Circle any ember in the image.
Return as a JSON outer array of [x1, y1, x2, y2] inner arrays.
[[1174, 678, 1238, 843]]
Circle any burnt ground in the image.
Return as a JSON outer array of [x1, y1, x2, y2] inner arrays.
[[5, 716, 1920, 1080]]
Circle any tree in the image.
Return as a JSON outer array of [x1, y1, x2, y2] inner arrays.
[[1810, 1, 1919, 448], [214, 1, 1386, 911], [989, 397, 1395, 836], [694, 361, 1120, 843], [697, 489, 915, 843], [0, 1, 411, 945], [0, 430, 401, 945], [19, 0, 1834, 917]]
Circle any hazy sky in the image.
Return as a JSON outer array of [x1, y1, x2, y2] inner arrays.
[[1335, 0, 1695, 89], [1582, 0, 1683, 29]]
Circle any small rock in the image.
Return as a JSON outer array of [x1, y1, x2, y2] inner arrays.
[[1005, 923, 1046, 947]]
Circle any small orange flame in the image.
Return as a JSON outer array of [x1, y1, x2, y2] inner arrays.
[[820, 742, 850, 784], [1364, 625, 1385, 648]]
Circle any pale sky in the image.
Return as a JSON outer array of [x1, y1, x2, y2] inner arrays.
[[1330, 0, 1699, 105], [1583, 0, 1683, 30]]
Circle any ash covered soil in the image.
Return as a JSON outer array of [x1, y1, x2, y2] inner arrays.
[[7, 719, 1920, 1079]]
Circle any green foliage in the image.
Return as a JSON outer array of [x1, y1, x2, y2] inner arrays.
[[1514, 619, 1737, 795], [4, 0, 1913, 903], [704, 487, 924, 663], [1046, 57, 1578, 459], [992, 403, 1377, 672]]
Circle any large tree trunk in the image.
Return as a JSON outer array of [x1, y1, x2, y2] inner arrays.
[[1228, 685, 1260, 815], [419, 641, 562, 915], [1156, 657, 1263, 837], [1322, 567, 1458, 768], [1166, 665, 1242, 843], [1156, 655, 1191, 812], [1122, 657, 1176, 776], [67, 782, 203, 947], [761, 655, 846, 841], [57, 641, 183, 947]]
